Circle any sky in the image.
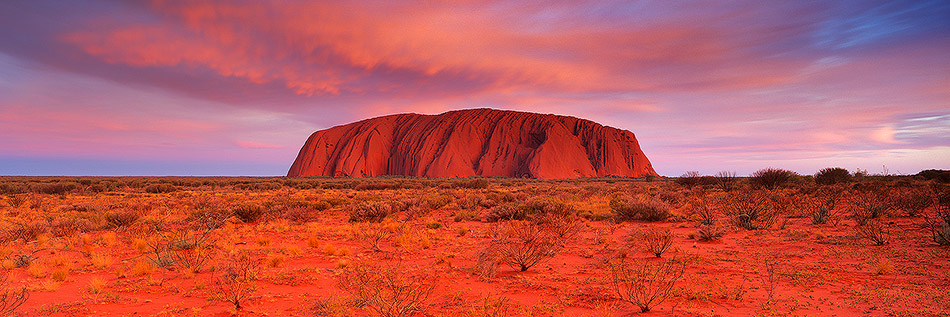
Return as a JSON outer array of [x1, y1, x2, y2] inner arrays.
[[0, 0, 948, 177]]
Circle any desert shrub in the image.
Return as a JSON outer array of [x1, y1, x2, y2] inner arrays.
[[484, 204, 526, 222], [850, 187, 892, 225], [750, 168, 796, 190], [814, 167, 851, 185], [856, 219, 889, 245], [696, 224, 725, 241], [4, 221, 47, 243], [721, 191, 775, 230], [232, 203, 265, 223], [714, 171, 738, 192], [442, 178, 490, 189], [628, 227, 674, 258], [212, 251, 260, 310], [311, 200, 332, 211], [892, 188, 933, 217], [418, 194, 452, 211], [0, 183, 25, 195], [676, 171, 701, 188], [687, 194, 717, 225], [32, 182, 79, 195], [534, 213, 582, 239], [452, 209, 481, 222], [168, 229, 217, 273], [5, 194, 27, 208], [917, 169, 950, 183], [481, 221, 560, 272], [337, 261, 437, 317], [282, 207, 318, 223], [105, 210, 140, 228], [188, 207, 232, 230], [144, 183, 177, 194], [0, 272, 29, 315], [523, 197, 571, 217], [610, 196, 671, 222], [610, 256, 685, 313], [354, 223, 391, 252], [348, 202, 393, 223], [925, 189, 950, 245], [49, 217, 92, 237], [810, 188, 842, 225]]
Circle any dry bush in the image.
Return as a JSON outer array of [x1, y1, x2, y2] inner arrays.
[[687, 194, 717, 225], [534, 213, 582, 240], [610, 196, 671, 222], [893, 187, 933, 217], [850, 188, 892, 225], [169, 229, 217, 273], [856, 219, 890, 245], [750, 168, 796, 190], [696, 224, 725, 241], [105, 210, 140, 229], [32, 182, 78, 195], [49, 217, 93, 238], [212, 252, 260, 310], [232, 203, 265, 223], [715, 171, 738, 192], [720, 191, 775, 230], [282, 207, 318, 224], [5, 194, 27, 208], [3, 221, 47, 243], [484, 204, 526, 222], [355, 223, 391, 252], [144, 183, 177, 193], [925, 189, 950, 245], [417, 194, 452, 211], [610, 256, 685, 313], [628, 227, 674, 258], [337, 261, 437, 317], [814, 167, 852, 185], [676, 171, 701, 188], [349, 202, 393, 223], [481, 221, 560, 272], [0, 272, 29, 315], [810, 188, 842, 225]]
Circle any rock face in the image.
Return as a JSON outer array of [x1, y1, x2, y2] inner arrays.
[[287, 108, 658, 178]]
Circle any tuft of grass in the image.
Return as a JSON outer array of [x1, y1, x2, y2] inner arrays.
[[131, 260, 156, 276], [91, 253, 112, 269], [87, 277, 107, 294], [266, 254, 286, 268]]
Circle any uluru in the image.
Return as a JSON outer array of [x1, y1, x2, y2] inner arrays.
[[288, 108, 657, 179]]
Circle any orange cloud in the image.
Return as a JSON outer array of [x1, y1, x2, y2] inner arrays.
[[60, 0, 808, 99]]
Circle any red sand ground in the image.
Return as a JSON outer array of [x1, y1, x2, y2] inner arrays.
[[1, 177, 948, 316]]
